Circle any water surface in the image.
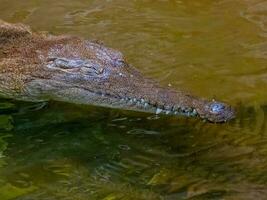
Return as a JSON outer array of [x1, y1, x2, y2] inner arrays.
[[0, 0, 267, 199]]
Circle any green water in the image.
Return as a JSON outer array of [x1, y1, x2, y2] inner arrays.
[[0, 0, 267, 199]]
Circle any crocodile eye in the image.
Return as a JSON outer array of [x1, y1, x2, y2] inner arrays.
[[47, 57, 84, 69], [113, 59, 128, 68], [47, 57, 105, 77]]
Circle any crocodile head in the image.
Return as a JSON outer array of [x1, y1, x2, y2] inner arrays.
[[0, 20, 235, 123], [23, 37, 234, 123]]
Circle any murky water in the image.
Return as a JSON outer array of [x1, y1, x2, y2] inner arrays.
[[0, 0, 267, 199]]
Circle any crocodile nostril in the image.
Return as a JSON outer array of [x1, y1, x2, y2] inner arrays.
[[210, 102, 225, 114]]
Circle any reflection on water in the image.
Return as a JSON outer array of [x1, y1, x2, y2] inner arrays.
[[0, 100, 266, 200], [0, 0, 267, 199]]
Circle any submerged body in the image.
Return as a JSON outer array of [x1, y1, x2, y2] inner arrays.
[[0, 20, 234, 122]]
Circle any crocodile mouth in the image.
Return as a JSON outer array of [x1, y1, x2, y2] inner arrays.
[[50, 84, 199, 118], [32, 76, 233, 123], [25, 74, 235, 123], [89, 90, 235, 123], [94, 91, 199, 117]]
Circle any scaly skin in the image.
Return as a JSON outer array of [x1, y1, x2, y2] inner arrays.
[[0, 20, 234, 122]]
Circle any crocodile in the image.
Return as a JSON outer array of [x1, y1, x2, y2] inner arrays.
[[0, 19, 234, 122]]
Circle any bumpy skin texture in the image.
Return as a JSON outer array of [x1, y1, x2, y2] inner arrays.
[[0, 20, 235, 122]]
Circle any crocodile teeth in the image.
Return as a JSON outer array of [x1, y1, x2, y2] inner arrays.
[[192, 109, 197, 116], [156, 108, 162, 114]]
